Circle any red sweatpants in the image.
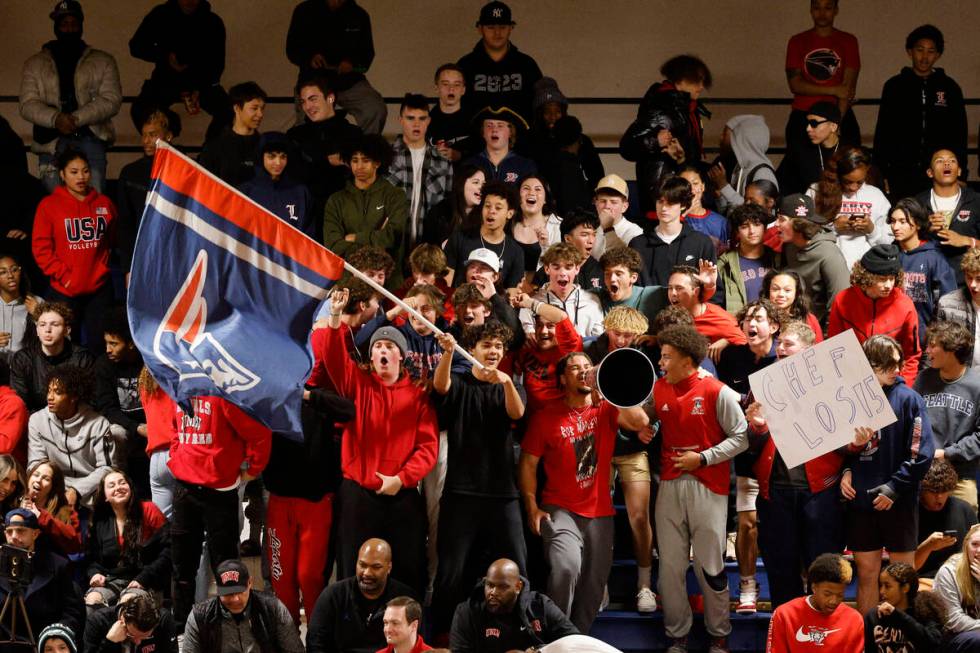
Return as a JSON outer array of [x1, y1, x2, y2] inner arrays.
[[267, 492, 333, 624]]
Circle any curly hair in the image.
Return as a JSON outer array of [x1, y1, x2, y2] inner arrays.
[[335, 278, 381, 316], [849, 261, 905, 293], [462, 319, 513, 351], [462, 181, 518, 236], [761, 270, 812, 322], [925, 320, 973, 365], [599, 246, 642, 274], [341, 133, 393, 168], [808, 553, 853, 587], [921, 458, 959, 494], [650, 305, 695, 334], [34, 301, 73, 325], [963, 247, 980, 277], [347, 246, 395, 277], [735, 298, 786, 333], [46, 365, 93, 404], [728, 203, 771, 249], [604, 307, 648, 336], [541, 242, 585, 268], [102, 305, 132, 342], [656, 325, 708, 365]]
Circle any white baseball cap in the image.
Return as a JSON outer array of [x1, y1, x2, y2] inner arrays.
[[464, 248, 501, 273]]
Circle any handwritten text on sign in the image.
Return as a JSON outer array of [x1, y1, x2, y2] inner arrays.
[[748, 329, 897, 469]]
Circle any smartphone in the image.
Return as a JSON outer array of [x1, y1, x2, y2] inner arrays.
[[944, 530, 958, 537]]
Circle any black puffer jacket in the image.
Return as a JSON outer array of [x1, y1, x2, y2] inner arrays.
[[619, 81, 710, 210]]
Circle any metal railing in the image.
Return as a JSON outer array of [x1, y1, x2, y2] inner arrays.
[[2, 94, 979, 156]]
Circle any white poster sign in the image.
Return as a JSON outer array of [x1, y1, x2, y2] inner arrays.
[[748, 329, 897, 468]]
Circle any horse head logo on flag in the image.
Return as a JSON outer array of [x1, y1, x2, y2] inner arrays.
[[153, 250, 261, 393]]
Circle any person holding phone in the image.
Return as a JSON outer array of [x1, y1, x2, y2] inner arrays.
[[809, 146, 892, 270], [914, 459, 978, 588]]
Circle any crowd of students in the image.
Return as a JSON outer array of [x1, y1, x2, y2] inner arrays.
[[5, 0, 980, 652]]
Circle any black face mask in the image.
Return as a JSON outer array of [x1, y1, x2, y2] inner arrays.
[[55, 29, 83, 44]]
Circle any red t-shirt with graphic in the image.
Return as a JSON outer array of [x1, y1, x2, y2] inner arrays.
[[522, 399, 619, 518], [786, 29, 860, 111]]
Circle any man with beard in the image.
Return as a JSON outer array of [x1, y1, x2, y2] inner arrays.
[[520, 352, 650, 631], [450, 559, 576, 653], [20, 0, 121, 193], [308, 539, 415, 653]]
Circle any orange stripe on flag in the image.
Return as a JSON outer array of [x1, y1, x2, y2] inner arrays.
[[151, 143, 345, 281]]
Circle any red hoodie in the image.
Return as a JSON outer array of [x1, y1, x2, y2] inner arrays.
[[0, 386, 28, 465], [140, 386, 178, 455], [168, 396, 272, 489], [32, 186, 116, 296], [312, 326, 438, 490], [827, 285, 921, 381]]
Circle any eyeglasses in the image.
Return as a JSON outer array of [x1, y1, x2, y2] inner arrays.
[[806, 119, 830, 129], [0, 267, 21, 277]]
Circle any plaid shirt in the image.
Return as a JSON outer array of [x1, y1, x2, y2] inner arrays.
[[386, 136, 453, 245]]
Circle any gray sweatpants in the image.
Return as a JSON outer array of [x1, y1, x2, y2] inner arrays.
[[542, 507, 614, 632], [655, 476, 731, 639]]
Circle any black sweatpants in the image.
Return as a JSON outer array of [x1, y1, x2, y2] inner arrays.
[[170, 480, 240, 630], [431, 493, 527, 633], [336, 479, 428, 596]]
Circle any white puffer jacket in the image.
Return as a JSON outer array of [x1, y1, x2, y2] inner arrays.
[[19, 46, 122, 154]]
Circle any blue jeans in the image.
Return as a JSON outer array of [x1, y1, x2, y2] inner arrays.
[[38, 134, 108, 194], [149, 449, 176, 519]]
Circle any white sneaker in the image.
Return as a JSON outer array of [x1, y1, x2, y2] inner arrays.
[[736, 578, 758, 614], [636, 587, 657, 612]]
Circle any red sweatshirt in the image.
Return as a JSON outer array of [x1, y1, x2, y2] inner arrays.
[[766, 596, 863, 653], [693, 303, 747, 345], [0, 386, 28, 465], [827, 285, 921, 381], [752, 428, 843, 499], [32, 186, 116, 296], [168, 396, 272, 489], [140, 387, 178, 455], [312, 326, 438, 490], [513, 317, 582, 414]]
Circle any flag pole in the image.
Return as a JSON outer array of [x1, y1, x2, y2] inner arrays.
[[342, 261, 486, 370]]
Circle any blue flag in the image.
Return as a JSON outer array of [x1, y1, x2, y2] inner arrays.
[[128, 143, 345, 439]]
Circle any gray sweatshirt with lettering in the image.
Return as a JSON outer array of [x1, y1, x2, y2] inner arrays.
[[914, 367, 980, 479]]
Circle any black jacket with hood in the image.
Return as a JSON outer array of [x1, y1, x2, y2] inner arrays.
[[286, 0, 375, 91], [450, 577, 577, 653]]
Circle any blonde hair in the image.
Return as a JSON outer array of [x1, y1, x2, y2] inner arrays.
[[955, 525, 980, 608], [962, 248, 980, 277], [604, 306, 648, 336], [780, 321, 816, 346]]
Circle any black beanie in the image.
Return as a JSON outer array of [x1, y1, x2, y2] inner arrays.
[[860, 244, 901, 276]]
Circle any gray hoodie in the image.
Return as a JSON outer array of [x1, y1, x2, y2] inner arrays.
[[717, 115, 778, 214], [777, 230, 851, 322], [934, 554, 980, 635], [27, 403, 119, 507]]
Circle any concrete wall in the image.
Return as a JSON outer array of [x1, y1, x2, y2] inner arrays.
[[2, 0, 979, 179]]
